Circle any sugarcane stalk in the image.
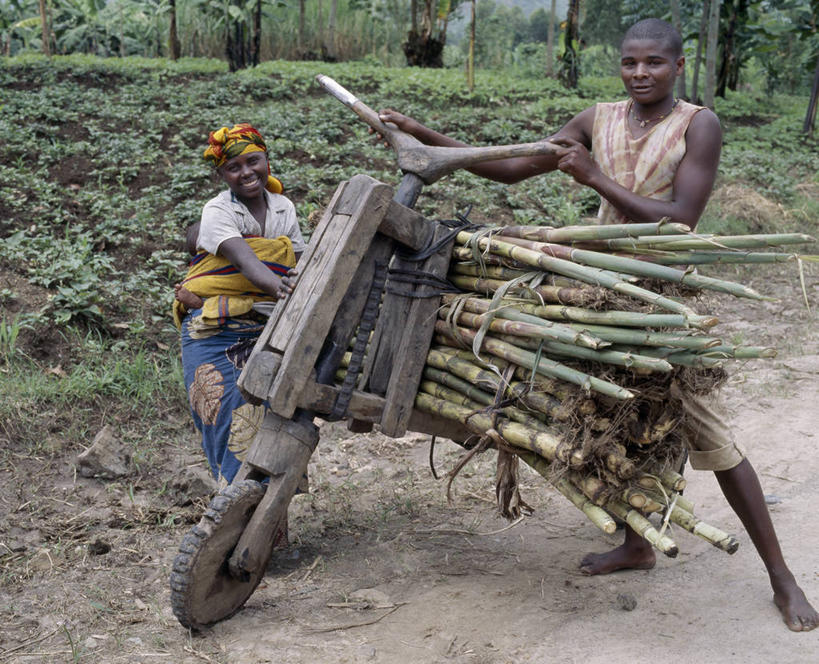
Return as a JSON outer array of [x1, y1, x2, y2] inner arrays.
[[610, 249, 801, 265], [419, 373, 552, 432], [496, 235, 768, 301], [605, 500, 679, 557], [564, 322, 722, 350], [700, 345, 777, 359], [568, 472, 612, 506], [516, 450, 618, 534], [426, 348, 574, 421], [505, 300, 720, 330], [450, 262, 531, 280], [492, 331, 675, 373], [498, 220, 692, 243], [414, 392, 570, 463], [435, 347, 599, 415], [448, 274, 602, 307], [669, 505, 739, 554], [440, 305, 606, 349], [455, 231, 707, 322], [610, 345, 726, 368], [433, 322, 635, 400], [577, 232, 814, 251]]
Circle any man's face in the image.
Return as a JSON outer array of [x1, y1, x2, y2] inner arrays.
[[620, 38, 684, 105], [218, 150, 269, 201]]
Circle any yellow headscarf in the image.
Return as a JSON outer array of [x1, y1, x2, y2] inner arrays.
[[203, 123, 283, 194]]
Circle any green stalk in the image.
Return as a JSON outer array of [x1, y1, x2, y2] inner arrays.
[[426, 348, 573, 421], [493, 332, 674, 373], [456, 231, 706, 323], [565, 322, 723, 350], [605, 500, 679, 557], [498, 235, 768, 301], [610, 345, 726, 368], [498, 220, 692, 242], [440, 304, 606, 349], [609, 249, 801, 265], [669, 505, 739, 554], [448, 274, 602, 307], [433, 322, 635, 400], [434, 347, 595, 406], [507, 300, 719, 330], [518, 451, 618, 535], [578, 232, 815, 251], [414, 392, 569, 462]]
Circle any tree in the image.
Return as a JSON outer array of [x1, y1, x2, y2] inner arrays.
[[561, 0, 581, 88], [704, 0, 720, 108], [404, 0, 462, 67], [169, 0, 181, 59], [670, 0, 686, 98], [546, 0, 556, 77], [691, 0, 709, 103], [38, 0, 50, 55], [467, 0, 475, 89], [804, 54, 819, 135]]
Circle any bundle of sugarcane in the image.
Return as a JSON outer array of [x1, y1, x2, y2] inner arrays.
[[345, 221, 815, 559]]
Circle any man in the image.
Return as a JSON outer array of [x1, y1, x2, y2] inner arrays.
[[377, 18, 818, 631]]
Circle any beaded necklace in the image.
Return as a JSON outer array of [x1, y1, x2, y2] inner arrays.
[[631, 98, 679, 128]]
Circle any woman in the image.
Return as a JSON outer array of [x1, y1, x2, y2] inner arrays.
[[174, 123, 306, 485]]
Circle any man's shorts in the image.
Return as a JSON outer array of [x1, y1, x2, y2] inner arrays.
[[670, 380, 746, 472]]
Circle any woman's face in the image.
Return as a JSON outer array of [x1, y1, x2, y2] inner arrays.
[[620, 38, 683, 106], [218, 150, 269, 202]]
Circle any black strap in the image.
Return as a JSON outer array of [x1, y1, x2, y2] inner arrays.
[[327, 260, 389, 421]]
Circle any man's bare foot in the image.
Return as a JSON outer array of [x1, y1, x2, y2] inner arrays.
[[771, 571, 819, 631], [174, 283, 204, 309], [580, 527, 656, 575], [579, 543, 656, 575]]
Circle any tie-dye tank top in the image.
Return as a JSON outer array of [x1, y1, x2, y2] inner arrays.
[[591, 99, 704, 225]]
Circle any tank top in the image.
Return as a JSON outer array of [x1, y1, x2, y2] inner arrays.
[[591, 99, 704, 225]]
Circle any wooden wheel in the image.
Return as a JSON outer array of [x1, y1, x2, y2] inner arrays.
[[169, 480, 269, 630]]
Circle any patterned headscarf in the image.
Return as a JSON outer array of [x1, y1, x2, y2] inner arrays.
[[203, 123, 283, 194]]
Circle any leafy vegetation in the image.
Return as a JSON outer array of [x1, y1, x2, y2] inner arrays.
[[0, 54, 816, 457]]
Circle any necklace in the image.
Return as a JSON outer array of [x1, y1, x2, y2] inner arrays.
[[632, 98, 679, 128]]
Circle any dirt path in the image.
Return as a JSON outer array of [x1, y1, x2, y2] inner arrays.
[[1, 267, 818, 663]]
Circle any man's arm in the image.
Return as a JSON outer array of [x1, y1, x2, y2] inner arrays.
[[217, 237, 295, 299], [377, 107, 595, 184], [555, 109, 722, 228]]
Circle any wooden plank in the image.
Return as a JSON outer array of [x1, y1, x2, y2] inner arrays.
[[266, 175, 394, 417], [312, 233, 395, 386], [237, 349, 281, 405], [377, 224, 456, 437], [406, 409, 469, 444], [238, 180, 348, 402], [379, 200, 435, 251], [297, 381, 386, 422]]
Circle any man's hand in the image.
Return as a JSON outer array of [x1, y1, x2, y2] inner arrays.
[[551, 137, 601, 187]]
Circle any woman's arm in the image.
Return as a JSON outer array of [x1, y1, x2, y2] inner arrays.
[[217, 237, 296, 299]]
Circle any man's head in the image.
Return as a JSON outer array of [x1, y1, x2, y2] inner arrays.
[[203, 123, 283, 195], [620, 19, 684, 106], [622, 19, 682, 59]]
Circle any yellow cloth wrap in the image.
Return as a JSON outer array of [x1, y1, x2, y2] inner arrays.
[[173, 235, 295, 331], [202, 123, 283, 194]]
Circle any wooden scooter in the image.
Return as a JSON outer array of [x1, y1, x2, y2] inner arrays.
[[169, 77, 561, 630]]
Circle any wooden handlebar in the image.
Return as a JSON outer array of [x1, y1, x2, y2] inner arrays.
[[316, 75, 563, 185]]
